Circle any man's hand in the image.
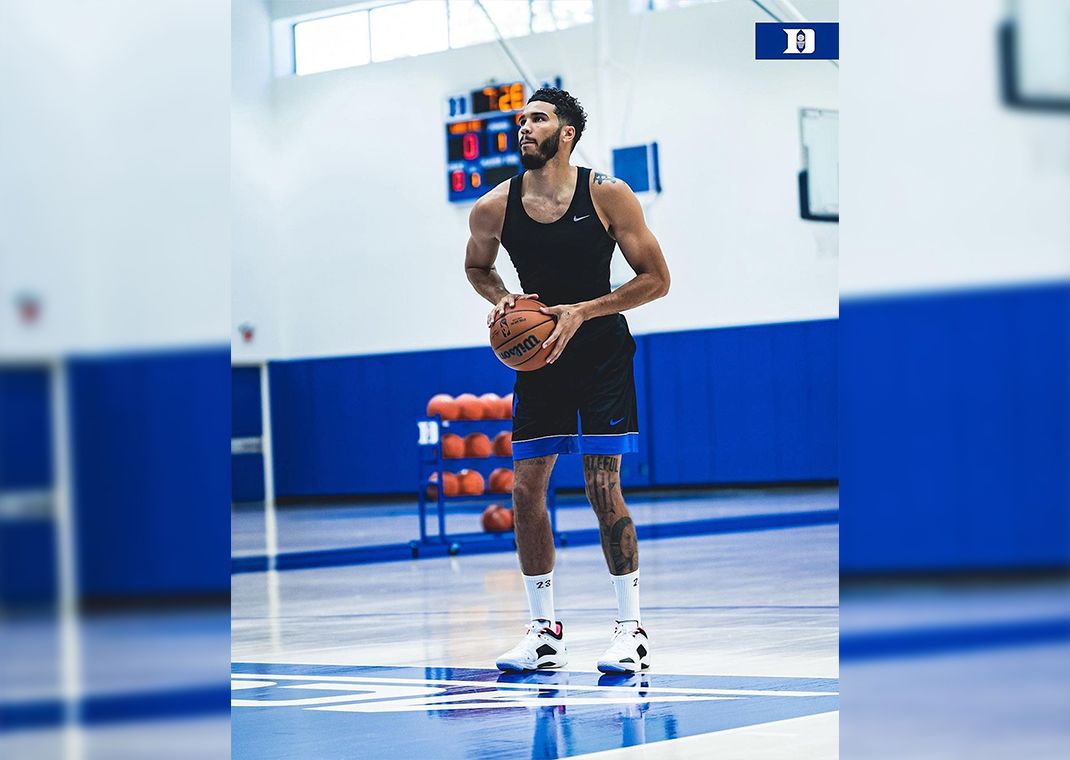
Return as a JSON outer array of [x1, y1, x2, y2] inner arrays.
[[539, 304, 586, 364], [487, 292, 540, 326]]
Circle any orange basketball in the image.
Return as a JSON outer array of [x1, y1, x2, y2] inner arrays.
[[489, 300, 556, 371], [457, 468, 485, 496], [479, 393, 502, 418], [426, 471, 459, 499], [492, 431, 512, 457], [464, 432, 492, 458], [441, 433, 464, 459], [482, 504, 514, 533], [427, 394, 459, 420], [500, 393, 514, 419], [456, 393, 484, 420], [488, 467, 514, 493]]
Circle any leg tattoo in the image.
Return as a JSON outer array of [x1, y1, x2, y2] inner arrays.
[[584, 455, 619, 519], [585, 455, 638, 575], [608, 516, 638, 574]]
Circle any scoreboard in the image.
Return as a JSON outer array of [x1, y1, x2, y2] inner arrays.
[[444, 77, 562, 203]]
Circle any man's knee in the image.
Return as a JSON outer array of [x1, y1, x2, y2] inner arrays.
[[583, 475, 621, 518], [583, 476, 614, 502], [512, 476, 546, 510]]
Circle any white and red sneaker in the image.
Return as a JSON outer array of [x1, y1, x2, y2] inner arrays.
[[597, 621, 651, 674], [496, 620, 568, 672]]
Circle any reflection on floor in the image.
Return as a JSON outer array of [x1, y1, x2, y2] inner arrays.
[[233, 511, 840, 759]]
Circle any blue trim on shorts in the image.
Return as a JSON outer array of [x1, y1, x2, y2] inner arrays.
[[512, 435, 580, 460], [513, 433, 639, 460], [579, 433, 639, 455]]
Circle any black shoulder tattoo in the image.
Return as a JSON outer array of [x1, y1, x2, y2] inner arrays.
[[594, 171, 618, 185]]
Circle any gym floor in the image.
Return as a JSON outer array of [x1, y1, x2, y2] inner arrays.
[[231, 488, 839, 759]]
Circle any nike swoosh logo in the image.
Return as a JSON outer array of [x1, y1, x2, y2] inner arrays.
[[610, 417, 624, 426], [573, 215, 590, 222]]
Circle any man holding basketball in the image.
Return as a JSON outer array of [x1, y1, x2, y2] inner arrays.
[[465, 88, 670, 673]]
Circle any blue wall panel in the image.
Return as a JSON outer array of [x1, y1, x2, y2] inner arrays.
[[231, 365, 264, 502], [0, 521, 56, 606], [69, 348, 230, 597], [0, 367, 55, 606], [232, 453, 265, 503], [644, 321, 838, 485], [840, 284, 1070, 572], [0, 367, 52, 488], [232, 366, 262, 438], [270, 346, 515, 498], [269, 321, 836, 498]]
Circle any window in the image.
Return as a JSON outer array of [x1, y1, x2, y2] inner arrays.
[[449, 1, 530, 48], [371, 0, 449, 63], [294, 11, 370, 76], [630, 0, 728, 12], [287, 0, 594, 77], [533, 0, 594, 31]]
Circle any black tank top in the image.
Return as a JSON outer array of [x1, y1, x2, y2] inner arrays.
[[501, 167, 627, 343]]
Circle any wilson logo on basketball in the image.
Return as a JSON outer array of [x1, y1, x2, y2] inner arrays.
[[497, 334, 540, 361], [489, 298, 555, 371]]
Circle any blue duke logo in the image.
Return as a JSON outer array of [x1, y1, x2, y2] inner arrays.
[[755, 23, 838, 60]]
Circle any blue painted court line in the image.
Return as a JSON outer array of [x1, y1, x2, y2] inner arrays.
[[231, 663, 838, 760], [840, 616, 1070, 661], [231, 509, 838, 574], [0, 684, 229, 733]]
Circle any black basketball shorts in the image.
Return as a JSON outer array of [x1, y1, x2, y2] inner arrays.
[[511, 319, 639, 460]]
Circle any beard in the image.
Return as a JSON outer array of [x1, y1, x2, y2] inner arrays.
[[519, 127, 562, 170]]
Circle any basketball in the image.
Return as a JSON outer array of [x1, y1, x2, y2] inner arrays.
[[492, 431, 512, 457], [489, 299, 555, 371], [481, 504, 514, 533], [479, 392, 502, 418], [440, 433, 464, 459], [500, 393, 514, 419], [455, 393, 485, 420], [457, 468, 485, 495], [488, 467, 514, 493], [464, 432, 492, 458], [426, 393, 459, 420], [426, 471, 459, 499]]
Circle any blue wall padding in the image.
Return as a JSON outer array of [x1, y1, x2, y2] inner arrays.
[[232, 453, 265, 503], [266, 319, 838, 498], [840, 284, 1070, 572], [269, 345, 515, 497], [0, 367, 55, 606], [0, 521, 56, 606], [643, 321, 838, 485], [0, 367, 52, 488], [231, 366, 262, 438], [68, 348, 230, 597]]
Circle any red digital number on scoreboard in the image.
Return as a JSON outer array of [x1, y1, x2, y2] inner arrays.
[[462, 133, 479, 160]]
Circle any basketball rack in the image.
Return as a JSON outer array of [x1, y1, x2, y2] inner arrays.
[[415, 416, 558, 555]]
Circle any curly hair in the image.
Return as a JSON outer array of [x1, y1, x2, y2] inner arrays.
[[527, 87, 587, 148]]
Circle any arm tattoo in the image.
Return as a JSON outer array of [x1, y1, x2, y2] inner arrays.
[[609, 516, 638, 574], [594, 172, 618, 185]]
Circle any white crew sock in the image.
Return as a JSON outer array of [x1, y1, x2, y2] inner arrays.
[[522, 571, 555, 624], [611, 569, 640, 623]]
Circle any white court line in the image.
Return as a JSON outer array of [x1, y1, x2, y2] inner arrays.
[[569, 710, 840, 760], [230, 671, 838, 697]]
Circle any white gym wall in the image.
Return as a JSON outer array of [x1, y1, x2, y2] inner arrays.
[[231, 0, 838, 361]]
